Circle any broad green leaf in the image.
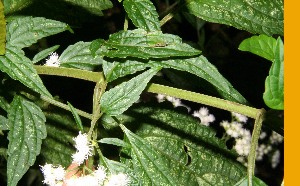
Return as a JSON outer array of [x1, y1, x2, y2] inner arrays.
[[59, 41, 103, 71], [185, 0, 283, 35], [7, 96, 47, 186], [150, 55, 248, 104], [90, 39, 105, 57], [0, 96, 10, 111], [121, 125, 179, 185], [3, 0, 34, 14], [32, 45, 60, 64], [0, 1, 5, 55], [6, 16, 71, 49], [234, 176, 267, 186], [0, 115, 9, 130], [102, 29, 201, 59], [123, 0, 161, 31], [63, 0, 113, 16], [100, 67, 160, 116], [122, 103, 246, 185], [239, 35, 277, 62], [263, 37, 284, 109], [99, 138, 131, 148], [0, 45, 52, 98], [103, 59, 149, 82], [67, 102, 83, 131]]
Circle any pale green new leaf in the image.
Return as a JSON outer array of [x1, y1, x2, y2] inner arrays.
[[102, 29, 201, 59], [6, 16, 71, 49], [100, 67, 160, 116], [59, 41, 103, 70], [63, 0, 113, 16], [32, 45, 60, 64], [185, 0, 283, 35], [3, 0, 34, 14], [239, 35, 277, 62], [99, 138, 131, 148], [263, 37, 284, 110], [0, 1, 5, 55], [123, 0, 161, 31], [7, 96, 47, 186], [150, 55, 247, 104], [122, 103, 246, 185], [0, 45, 52, 97], [234, 176, 267, 186]]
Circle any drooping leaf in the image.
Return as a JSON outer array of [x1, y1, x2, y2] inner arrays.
[[101, 29, 201, 59], [185, 0, 283, 35], [100, 67, 160, 116], [239, 35, 277, 62], [6, 16, 71, 49], [63, 0, 113, 16], [99, 138, 131, 148], [0, 45, 52, 98], [3, 0, 34, 14], [123, 0, 161, 31], [7, 96, 47, 186], [67, 102, 83, 132], [0, 1, 5, 55], [121, 103, 246, 185], [234, 176, 268, 186], [59, 41, 103, 71], [150, 55, 248, 104], [0, 115, 9, 130], [32, 45, 60, 64], [263, 37, 284, 109]]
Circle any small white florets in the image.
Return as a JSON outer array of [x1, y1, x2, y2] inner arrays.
[[45, 52, 60, 67]]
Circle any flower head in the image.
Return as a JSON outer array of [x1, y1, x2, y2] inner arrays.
[[40, 163, 65, 186], [72, 132, 93, 165], [192, 107, 215, 126], [45, 52, 60, 67], [105, 173, 130, 186]]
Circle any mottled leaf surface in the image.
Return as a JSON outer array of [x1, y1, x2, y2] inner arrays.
[[0, 1, 5, 55], [0, 115, 9, 130], [3, 0, 33, 14], [186, 0, 283, 35], [123, 0, 161, 31], [7, 96, 46, 186], [63, 0, 112, 16]]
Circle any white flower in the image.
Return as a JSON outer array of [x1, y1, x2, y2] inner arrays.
[[66, 175, 99, 186], [156, 94, 191, 112], [45, 52, 60, 67], [234, 137, 251, 156], [269, 131, 283, 144], [259, 131, 267, 140], [156, 94, 166, 103], [256, 144, 272, 161], [271, 150, 281, 168], [193, 107, 215, 126], [232, 112, 248, 123], [93, 165, 107, 184], [72, 132, 93, 165], [105, 173, 130, 186], [40, 163, 65, 186]]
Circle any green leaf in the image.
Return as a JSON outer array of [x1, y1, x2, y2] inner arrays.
[[63, 0, 113, 16], [102, 29, 201, 59], [6, 16, 71, 49], [122, 103, 246, 185], [99, 138, 131, 148], [239, 35, 277, 62], [0, 45, 52, 98], [7, 96, 47, 186], [32, 45, 60, 64], [150, 55, 248, 104], [0, 115, 9, 130], [185, 0, 283, 35], [234, 176, 268, 186], [3, 0, 34, 14], [100, 67, 160, 116], [0, 96, 10, 111], [59, 41, 103, 71], [0, 1, 5, 55], [123, 0, 161, 31], [263, 37, 284, 109], [67, 102, 83, 132], [90, 39, 105, 57], [103, 59, 149, 82]]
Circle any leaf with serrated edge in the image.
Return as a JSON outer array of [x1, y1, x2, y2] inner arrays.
[[263, 37, 284, 109], [186, 0, 283, 35], [0, 1, 5, 55], [32, 45, 60, 64], [102, 29, 201, 59], [63, 0, 112, 16], [99, 138, 131, 148], [123, 0, 160, 31], [3, 0, 34, 14], [6, 16, 71, 49], [59, 41, 103, 71], [7, 96, 46, 186], [100, 67, 160, 116], [122, 103, 246, 185], [0, 45, 52, 98], [239, 35, 277, 62]]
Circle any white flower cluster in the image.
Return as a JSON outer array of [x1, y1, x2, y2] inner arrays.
[[269, 131, 284, 144], [271, 150, 281, 168], [45, 52, 60, 67], [192, 107, 215, 126], [256, 144, 272, 161], [156, 94, 191, 112], [40, 164, 65, 186], [72, 131, 93, 165]]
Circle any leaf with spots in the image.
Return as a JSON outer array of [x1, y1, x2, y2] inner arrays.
[[0, 1, 5, 55], [101, 29, 201, 59], [0, 45, 52, 97], [6, 16, 71, 49], [123, 0, 161, 31], [234, 176, 268, 186], [185, 0, 283, 36], [7, 96, 47, 186], [120, 103, 246, 185]]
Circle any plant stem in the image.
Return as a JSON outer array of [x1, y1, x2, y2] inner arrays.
[[247, 108, 266, 186], [147, 83, 260, 119]]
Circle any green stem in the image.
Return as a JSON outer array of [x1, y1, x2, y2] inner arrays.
[[160, 13, 174, 26], [247, 109, 266, 186], [147, 83, 260, 119]]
